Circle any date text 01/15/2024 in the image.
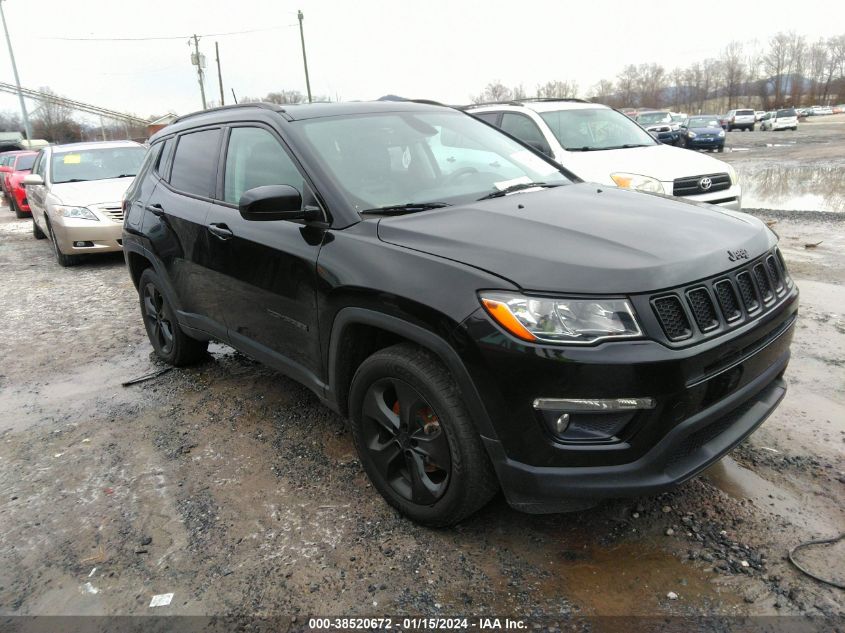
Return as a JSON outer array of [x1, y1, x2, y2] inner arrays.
[[308, 617, 527, 630]]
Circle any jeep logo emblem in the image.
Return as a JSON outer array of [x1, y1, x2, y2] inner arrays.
[[699, 176, 713, 191], [727, 248, 749, 262]]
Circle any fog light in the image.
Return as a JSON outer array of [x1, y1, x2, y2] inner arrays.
[[534, 397, 655, 443], [73, 241, 94, 247], [555, 413, 570, 435]]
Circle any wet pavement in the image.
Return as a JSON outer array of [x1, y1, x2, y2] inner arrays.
[[0, 128, 844, 628]]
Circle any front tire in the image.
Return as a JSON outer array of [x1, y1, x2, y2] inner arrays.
[[46, 220, 79, 267], [32, 217, 46, 239], [138, 268, 208, 366], [349, 343, 498, 526]]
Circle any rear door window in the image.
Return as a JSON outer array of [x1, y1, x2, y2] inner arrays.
[[170, 129, 222, 197]]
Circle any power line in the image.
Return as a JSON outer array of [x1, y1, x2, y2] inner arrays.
[[36, 24, 297, 42]]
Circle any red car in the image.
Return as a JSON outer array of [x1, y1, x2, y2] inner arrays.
[[4, 151, 37, 217]]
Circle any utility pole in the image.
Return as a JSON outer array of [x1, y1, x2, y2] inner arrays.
[[0, 0, 32, 141], [297, 10, 312, 103], [190, 34, 207, 110], [215, 41, 225, 105]]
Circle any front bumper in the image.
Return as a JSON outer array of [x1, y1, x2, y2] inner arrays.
[[686, 137, 724, 149], [460, 283, 797, 514], [50, 216, 123, 254], [655, 131, 679, 144], [664, 183, 742, 210]]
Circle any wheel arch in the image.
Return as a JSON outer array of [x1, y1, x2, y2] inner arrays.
[[327, 307, 498, 440]]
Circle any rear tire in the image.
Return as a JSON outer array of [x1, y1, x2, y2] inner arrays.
[[138, 267, 208, 366], [10, 196, 26, 219], [349, 343, 498, 526]]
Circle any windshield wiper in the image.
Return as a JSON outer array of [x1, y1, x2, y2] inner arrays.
[[477, 182, 560, 200], [361, 202, 451, 216], [55, 178, 89, 183], [115, 174, 136, 178], [565, 144, 651, 152]]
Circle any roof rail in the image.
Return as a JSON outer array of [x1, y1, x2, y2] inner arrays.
[[517, 97, 592, 104], [463, 97, 592, 110], [171, 102, 286, 124]]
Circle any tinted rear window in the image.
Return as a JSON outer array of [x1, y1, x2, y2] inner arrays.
[[736, 110, 754, 116], [777, 109, 796, 117], [170, 129, 221, 197]]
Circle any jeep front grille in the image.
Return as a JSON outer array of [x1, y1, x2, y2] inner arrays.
[[647, 247, 792, 344], [686, 287, 719, 332], [713, 280, 741, 322], [651, 295, 692, 341]]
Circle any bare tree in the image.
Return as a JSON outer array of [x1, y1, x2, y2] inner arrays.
[[822, 34, 845, 101], [720, 42, 745, 110], [616, 65, 640, 107], [0, 111, 21, 133], [763, 32, 792, 106], [536, 80, 579, 99], [471, 81, 513, 104], [512, 84, 527, 100], [635, 63, 667, 108], [589, 79, 616, 106], [787, 34, 806, 105], [806, 39, 828, 104], [31, 87, 81, 143]]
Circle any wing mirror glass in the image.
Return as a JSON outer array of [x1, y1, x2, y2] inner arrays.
[[239, 184, 307, 221]]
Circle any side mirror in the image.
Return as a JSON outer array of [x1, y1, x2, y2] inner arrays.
[[23, 174, 43, 186], [239, 185, 305, 221], [649, 131, 660, 140]]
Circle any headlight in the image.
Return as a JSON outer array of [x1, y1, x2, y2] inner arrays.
[[687, 130, 697, 138], [718, 130, 726, 138], [726, 164, 739, 186], [479, 291, 642, 344], [610, 173, 665, 194], [55, 205, 99, 221]]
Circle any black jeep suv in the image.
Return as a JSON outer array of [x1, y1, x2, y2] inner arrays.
[[123, 101, 797, 526]]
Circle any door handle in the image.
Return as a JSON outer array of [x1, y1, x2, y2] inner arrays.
[[145, 203, 164, 216], [208, 223, 234, 240]]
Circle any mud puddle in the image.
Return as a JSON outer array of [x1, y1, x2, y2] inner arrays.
[[737, 164, 845, 212]]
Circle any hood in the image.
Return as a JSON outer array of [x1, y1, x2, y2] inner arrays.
[[560, 144, 730, 185], [51, 177, 133, 207], [377, 183, 774, 294]]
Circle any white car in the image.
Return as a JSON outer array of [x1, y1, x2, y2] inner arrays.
[[23, 141, 146, 266], [466, 99, 742, 210], [724, 109, 756, 131], [759, 109, 799, 131]]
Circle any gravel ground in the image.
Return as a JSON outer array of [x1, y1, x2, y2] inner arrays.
[[0, 127, 843, 630]]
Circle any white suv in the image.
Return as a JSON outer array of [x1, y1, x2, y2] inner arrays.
[[466, 99, 742, 210], [759, 109, 799, 131]]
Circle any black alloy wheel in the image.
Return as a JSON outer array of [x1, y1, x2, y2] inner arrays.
[[142, 282, 175, 356], [361, 377, 452, 504]]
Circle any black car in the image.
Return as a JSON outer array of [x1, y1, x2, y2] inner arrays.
[[122, 101, 797, 526], [680, 115, 726, 152]]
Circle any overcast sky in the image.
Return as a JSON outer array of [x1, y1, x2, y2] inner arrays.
[[1, 0, 843, 121]]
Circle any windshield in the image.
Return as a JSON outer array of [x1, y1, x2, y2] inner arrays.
[[539, 108, 656, 151], [670, 114, 685, 122], [16, 154, 36, 170], [688, 117, 720, 128], [776, 109, 796, 117], [50, 146, 145, 184], [296, 110, 572, 212], [636, 112, 672, 124]]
